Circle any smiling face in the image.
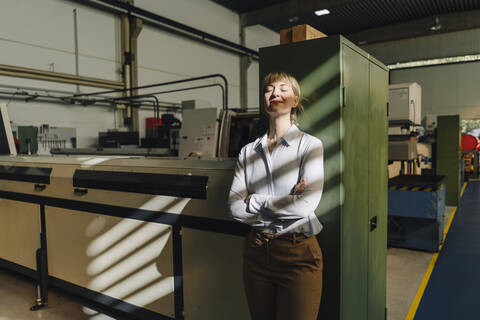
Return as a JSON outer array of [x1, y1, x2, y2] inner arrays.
[[263, 80, 299, 119]]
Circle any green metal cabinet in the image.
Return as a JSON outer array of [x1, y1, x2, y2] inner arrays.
[[259, 35, 388, 320], [437, 115, 461, 206]]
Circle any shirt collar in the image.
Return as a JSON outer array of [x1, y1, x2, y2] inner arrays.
[[254, 124, 301, 151], [281, 124, 301, 147]]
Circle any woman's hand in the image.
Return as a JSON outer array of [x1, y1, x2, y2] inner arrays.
[[244, 194, 253, 205], [293, 179, 307, 195]]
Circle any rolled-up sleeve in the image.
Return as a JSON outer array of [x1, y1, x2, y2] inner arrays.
[[228, 147, 263, 226], [247, 139, 323, 219]]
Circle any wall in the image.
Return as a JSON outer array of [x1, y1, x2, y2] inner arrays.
[[360, 28, 480, 120], [0, 0, 279, 147], [361, 28, 480, 65], [389, 61, 480, 119]]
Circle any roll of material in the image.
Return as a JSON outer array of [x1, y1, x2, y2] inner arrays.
[[461, 134, 480, 151]]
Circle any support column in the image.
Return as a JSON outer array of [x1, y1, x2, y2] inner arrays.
[[130, 16, 143, 132], [239, 23, 252, 109], [120, 0, 142, 132]]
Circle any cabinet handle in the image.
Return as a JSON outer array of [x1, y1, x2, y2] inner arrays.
[[34, 184, 46, 192], [74, 188, 88, 196], [370, 216, 378, 231]]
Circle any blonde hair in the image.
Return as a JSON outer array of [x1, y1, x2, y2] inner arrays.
[[262, 72, 304, 123]]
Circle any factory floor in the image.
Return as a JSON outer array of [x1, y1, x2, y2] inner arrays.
[[386, 205, 456, 320], [0, 207, 458, 320], [0, 268, 113, 319]]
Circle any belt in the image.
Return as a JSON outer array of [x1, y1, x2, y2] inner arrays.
[[254, 230, 306, 242]]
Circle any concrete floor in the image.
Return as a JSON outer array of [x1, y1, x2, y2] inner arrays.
[[386, 205, 456, 320], [0, 268, 113, 320], [0, 207, 456, 320]]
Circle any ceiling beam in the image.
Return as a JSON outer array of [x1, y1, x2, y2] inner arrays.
[[346, 9, 480, 45], [240, 0, 360, 27]]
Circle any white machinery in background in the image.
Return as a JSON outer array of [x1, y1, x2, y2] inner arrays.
[[389, 82, 421, 128], [178, 107, 265, 159], [388, 83, 432, 176]]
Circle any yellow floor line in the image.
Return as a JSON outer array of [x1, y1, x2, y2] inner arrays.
[[404, 182, 468, 320]]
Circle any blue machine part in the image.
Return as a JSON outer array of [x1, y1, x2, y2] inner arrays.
[[388, 182, 445, 252]]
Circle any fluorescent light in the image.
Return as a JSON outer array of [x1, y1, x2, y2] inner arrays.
[[315, 9, 330, 16]]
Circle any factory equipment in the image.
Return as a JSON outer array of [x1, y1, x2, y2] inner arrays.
[[178, 108, 220, 159], [389, 82, 421, 126], [461, 134, 480, 151], [98, 130, 139, 148], [461, 134, 480, 179], [388, 135, 418, 161], [178, 108, 265, 159], [37, 125, 76, 155], [0, 104, 16, 155], [387, 83, 448, 251], [220, 109, 267, 157], [18, 126, 38, 155], [388, 83, 423, 176], [388, 175, 446, 252], [0, 155, 249, 319], [141, 114, 182, 152]]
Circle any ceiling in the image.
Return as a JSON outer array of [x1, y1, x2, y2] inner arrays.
[[212, 0, 480, 42]]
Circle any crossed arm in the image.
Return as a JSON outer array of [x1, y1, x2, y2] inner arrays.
[[228, 140, 324, 225]]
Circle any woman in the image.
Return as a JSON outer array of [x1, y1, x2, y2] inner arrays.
[[229, 72, 324, 320]]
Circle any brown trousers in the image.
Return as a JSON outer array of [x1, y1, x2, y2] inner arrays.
[[243, 230, 323, 320]]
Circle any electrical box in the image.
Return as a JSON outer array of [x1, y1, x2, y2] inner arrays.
[[422, 114, 437, 135], [388, 137, 418, 160], [389, 82, 421, 125]]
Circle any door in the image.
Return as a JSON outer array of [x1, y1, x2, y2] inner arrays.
[[341, 43, 370, 320], [367, 62, 388, 320]]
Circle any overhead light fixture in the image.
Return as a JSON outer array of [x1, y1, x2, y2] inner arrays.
[[315, 9, 330, 16], [430, 16, 442, 31]]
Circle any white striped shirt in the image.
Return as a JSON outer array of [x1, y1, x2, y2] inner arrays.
[[228, 124, 324, 236]]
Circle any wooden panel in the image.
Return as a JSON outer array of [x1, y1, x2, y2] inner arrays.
[[341, 43, 370, 320], [279, 28, 292, 44], [45, 207, 175, 317], [182, 229, 248, 319], [0, 199, 39, 269], [367, 61, 389, 320]]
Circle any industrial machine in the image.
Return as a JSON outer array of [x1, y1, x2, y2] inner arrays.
[[141, 114, 182, 152], [387, 83, 449, 252], [178, 107, 266, 159], [0, 103, 263, 319], [388, 175, 446, 252], [389, 82, 421, 127], [388, 83, 424, 176]]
